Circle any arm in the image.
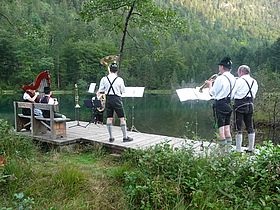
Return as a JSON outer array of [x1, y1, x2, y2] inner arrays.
[[120, 78, 125, 94], [23, 92, 39, 102], [98, 77, 106, 94]]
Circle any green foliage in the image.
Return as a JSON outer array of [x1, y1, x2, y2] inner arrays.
[[51, 165, 86, 197], [0, 119, 37, 159], [123, 142, 280, 209], [1, 0, 280, 90]]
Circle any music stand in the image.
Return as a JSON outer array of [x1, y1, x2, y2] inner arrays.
[[83, 98, 102, 128], [176, 87, 213, 150], [88, 83, 96, 94], [122, 87, 145, 132]]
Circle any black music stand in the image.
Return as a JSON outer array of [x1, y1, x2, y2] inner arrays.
[[122, 87, 145, 132], [83, 98, 103, 128]]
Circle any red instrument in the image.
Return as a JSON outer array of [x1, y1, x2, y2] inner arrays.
[[21, 70, 51, 93]]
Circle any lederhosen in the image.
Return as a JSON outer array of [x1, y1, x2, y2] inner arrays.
[[213, 75, 233, 128], [105, 76, 125, 118], [234, 79, 255, 134]]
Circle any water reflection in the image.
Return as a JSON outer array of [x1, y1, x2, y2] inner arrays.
[[0, 93, 277, 143], [0, 93, 217, 140]]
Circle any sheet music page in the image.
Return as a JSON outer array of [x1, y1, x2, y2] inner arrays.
[[193, 87, 212, 101], [122, 87, 145, 97], [176, 88, 198, 102], [88, 83, 96, 93], [176, 87, 212, 102]]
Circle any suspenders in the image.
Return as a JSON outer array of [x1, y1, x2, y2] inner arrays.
[[106, 76, 118, 95], [223, 74, 235, 99], [242, 78, 254, 99]]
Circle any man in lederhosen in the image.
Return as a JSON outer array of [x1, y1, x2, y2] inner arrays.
[[206, 57, 236, 152], [231, 65, 258, 152], [98, 63, 133, 143]]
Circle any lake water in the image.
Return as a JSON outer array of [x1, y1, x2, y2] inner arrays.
[[0, 93, 217, 140]]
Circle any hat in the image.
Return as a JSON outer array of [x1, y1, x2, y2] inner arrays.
[[44, 86, 51, 94], [109, 62, 118, 72], [218, 57, 232, 69]]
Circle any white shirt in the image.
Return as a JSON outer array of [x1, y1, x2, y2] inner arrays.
[[23, 92, 38, 101], [209, 71, 236, 100], [44, 95, 58, 105], [231, 74, 258, 99], [23, 92, 42, 116], [98, 73, 125, 97]]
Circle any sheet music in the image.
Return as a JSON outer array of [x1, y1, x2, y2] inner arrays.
[[176, 87, 212, 102], [88, 83, 96, 93], [122, 87, 145, 97]]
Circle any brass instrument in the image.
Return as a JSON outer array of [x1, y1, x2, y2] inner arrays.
[[100, 54, 120, 68], [96, 93, 106, 112], [74, 83, 80, 108], [199, 73, 219, 92]]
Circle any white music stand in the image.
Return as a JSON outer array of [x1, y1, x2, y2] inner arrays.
[[88, 83, 96, 93], [176, 87, 213, 150], [176, 87, 212, 102], [122, 87, 145, 132]]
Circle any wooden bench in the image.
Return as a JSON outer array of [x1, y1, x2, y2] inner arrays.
[[14, 101, 70, 139]]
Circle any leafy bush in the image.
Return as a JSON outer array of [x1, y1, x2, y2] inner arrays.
[[123, 142, 280, 209], [0, 119, 37, 159]]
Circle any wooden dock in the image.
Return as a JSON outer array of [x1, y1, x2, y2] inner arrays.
[[17, 120, 218, 154]]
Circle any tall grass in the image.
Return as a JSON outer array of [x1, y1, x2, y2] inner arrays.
[[0, 119, 128, 209]]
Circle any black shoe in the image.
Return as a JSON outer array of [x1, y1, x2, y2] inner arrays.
[[109, 138, 115, 143], [123, 136, 133, 142], [244, 149, 254, 153]]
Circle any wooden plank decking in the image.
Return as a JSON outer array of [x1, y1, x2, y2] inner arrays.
[[17, 120, 218, 154]]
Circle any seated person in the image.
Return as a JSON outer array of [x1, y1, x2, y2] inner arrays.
[[22, 88, 43, 117], [40, 87, 66, 118]]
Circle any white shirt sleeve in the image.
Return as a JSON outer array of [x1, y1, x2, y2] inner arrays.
[[98, 77, 106, 93], [48, 97, 58, 105], [119, 78, 125, 94], [23, 92, 31, 100]]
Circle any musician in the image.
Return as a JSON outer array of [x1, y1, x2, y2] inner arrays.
[[231, 65, 258, 153], [206, 57, 236, 152], [22, 88, 42, 116], [98, 62, 133, 143], [40, 87, 66, 118]]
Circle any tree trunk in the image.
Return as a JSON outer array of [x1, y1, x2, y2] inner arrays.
[[118, 1, 136, 70]]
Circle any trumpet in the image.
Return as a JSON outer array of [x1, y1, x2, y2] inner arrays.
[[198, 73, 219, 92]]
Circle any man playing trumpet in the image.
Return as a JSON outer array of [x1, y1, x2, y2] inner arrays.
[[206, 57, 236, 152]]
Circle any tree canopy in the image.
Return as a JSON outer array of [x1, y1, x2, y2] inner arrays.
[[0, 0, 280, 90]]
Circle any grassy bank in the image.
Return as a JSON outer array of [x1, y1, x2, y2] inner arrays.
[[1, 119, 279, 209]]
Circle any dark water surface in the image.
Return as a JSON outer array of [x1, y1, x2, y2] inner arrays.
[[0, 93, 217, 140], [2, 93, 279, 144]]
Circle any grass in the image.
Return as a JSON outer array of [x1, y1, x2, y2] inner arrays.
[[0, 118, 279, 209]]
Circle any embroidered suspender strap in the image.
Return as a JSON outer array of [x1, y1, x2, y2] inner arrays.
[[242, 78, 254, 99], [106, 76, 118, 95]]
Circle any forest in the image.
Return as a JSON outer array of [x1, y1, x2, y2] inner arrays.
[[0, 0, 280, 91]]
